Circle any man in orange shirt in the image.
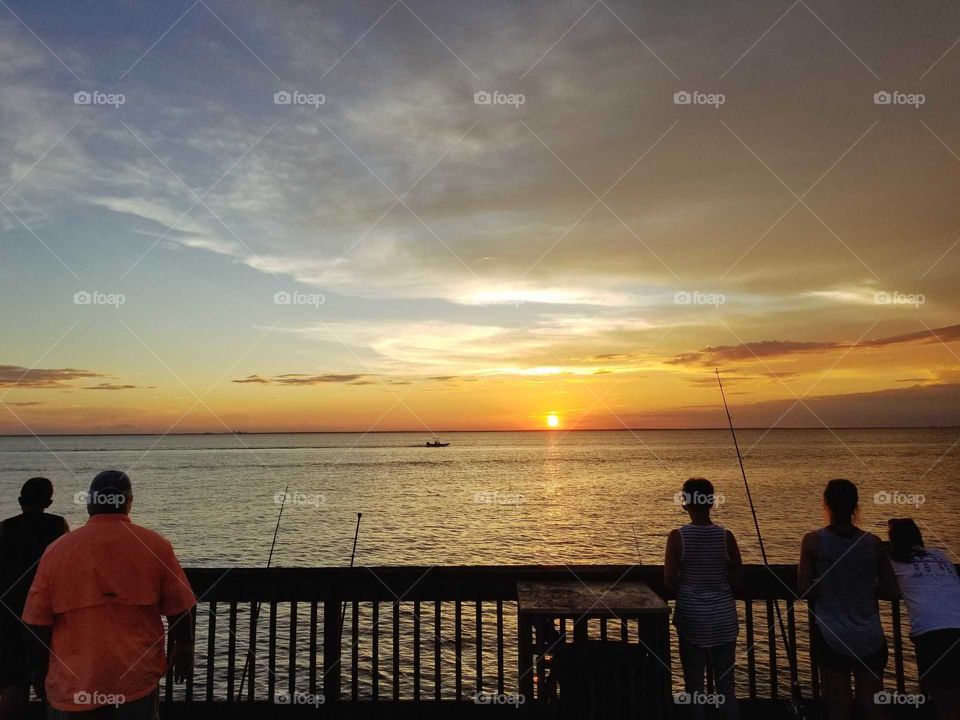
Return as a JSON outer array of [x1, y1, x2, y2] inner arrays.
[[23, 470, 195, 718]]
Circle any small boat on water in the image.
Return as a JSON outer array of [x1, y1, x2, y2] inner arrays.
[[425, 439, 449, 447]]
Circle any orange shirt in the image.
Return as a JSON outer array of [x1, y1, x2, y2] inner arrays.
[[22, 514, 196, 711]]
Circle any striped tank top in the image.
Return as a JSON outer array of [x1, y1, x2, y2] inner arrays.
[[673, 523, 739, 647]]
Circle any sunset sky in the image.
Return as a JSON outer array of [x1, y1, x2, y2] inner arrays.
[[1, 0, 959, 434]]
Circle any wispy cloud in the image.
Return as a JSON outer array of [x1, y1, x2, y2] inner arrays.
[[668, 325, 960, 367], [0, 365, 105, 388]]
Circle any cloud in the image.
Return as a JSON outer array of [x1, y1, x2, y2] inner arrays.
[[232, 372, 449, 386], [0, 367, 148, 392], [668, 325, 960, 366], [82, 383, 156, 391], [233, 373, 368, 386], [0, 365, 106, 388]]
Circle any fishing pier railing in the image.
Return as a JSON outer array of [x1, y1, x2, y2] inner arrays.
[[20, 564, 932, 718]]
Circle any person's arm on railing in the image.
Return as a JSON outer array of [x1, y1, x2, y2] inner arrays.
[[725, 530, 744, 593], [663, 529, 681, 594], [166, 611, 195, 683], [797, 531, 819, 599], [25, 624, 50, 701], [875, 535, 900, 600], [157, 539, 197, 684]]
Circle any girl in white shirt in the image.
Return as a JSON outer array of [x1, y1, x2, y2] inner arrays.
[[887, 518, 960, 720]]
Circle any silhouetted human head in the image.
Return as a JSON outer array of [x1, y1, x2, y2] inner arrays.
[[823, 478, 859, 526], [19, 477, 54, 511], [888, 518, 925, 562], [87, 470, 132, 516], [681, 477, 716, 519]]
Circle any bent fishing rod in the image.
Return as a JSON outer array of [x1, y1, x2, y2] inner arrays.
[[716, 369, 806, 719], [236, 485, 288, 703]]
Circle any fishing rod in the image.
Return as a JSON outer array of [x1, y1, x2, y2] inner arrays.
[[716, 369, 806, 719], [236, 485, 289, 703], [339, 513, 362, 636]]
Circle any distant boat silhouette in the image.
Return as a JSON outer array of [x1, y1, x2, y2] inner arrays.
[[425, 439, 449, 447]]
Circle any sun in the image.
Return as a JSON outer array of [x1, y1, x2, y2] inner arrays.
[[546, 414, 560, 428]]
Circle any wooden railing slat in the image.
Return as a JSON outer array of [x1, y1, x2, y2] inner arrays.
[[226, 601, 237, 701], [892, 600, 906, 694], [309, 600, 318, 696], [496, 600, 505, 695], [766, 599, 778, 700], [165, 622, 174, 703], [413, 600, 421, 701], [745, 600, 757, 699], [455, 600, 463, 701], [351, 601, 359, 700], [808, 606, 819, 700], [322, 598, 342, 702], [372, 601, 380, 701], [475, 600, 483, 695], [393, 601, 400, 700], [186, 607, 197, 702], [288, 601, 298, 696], [268, 601, 277, 700], [434, 601, 442, 701], [246, 601, 256, 702], [787, 599, 798, 690], [205, 601, 216, 702]]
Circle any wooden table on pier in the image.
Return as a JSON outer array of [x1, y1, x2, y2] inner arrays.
[[517, 580, 671, 716]]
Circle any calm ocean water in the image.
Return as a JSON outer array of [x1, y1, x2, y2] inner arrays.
[[1, 428, 958, 567]]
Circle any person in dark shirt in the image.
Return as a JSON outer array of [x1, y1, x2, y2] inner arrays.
[[0, 477, 69, 716]]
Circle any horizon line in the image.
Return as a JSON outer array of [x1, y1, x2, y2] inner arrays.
[[1, 425, 958, 438]]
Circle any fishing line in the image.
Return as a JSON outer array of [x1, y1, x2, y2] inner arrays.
[[236, 485, 288, 703], [339, 512, 362, 637], [716, 369, 805, 719]]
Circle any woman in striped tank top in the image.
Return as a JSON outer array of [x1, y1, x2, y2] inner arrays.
[[664, 477, 742, 719]]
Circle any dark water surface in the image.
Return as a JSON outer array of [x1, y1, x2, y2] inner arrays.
[[1, 428, 957, 566], [2, 429, 957, 700]]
